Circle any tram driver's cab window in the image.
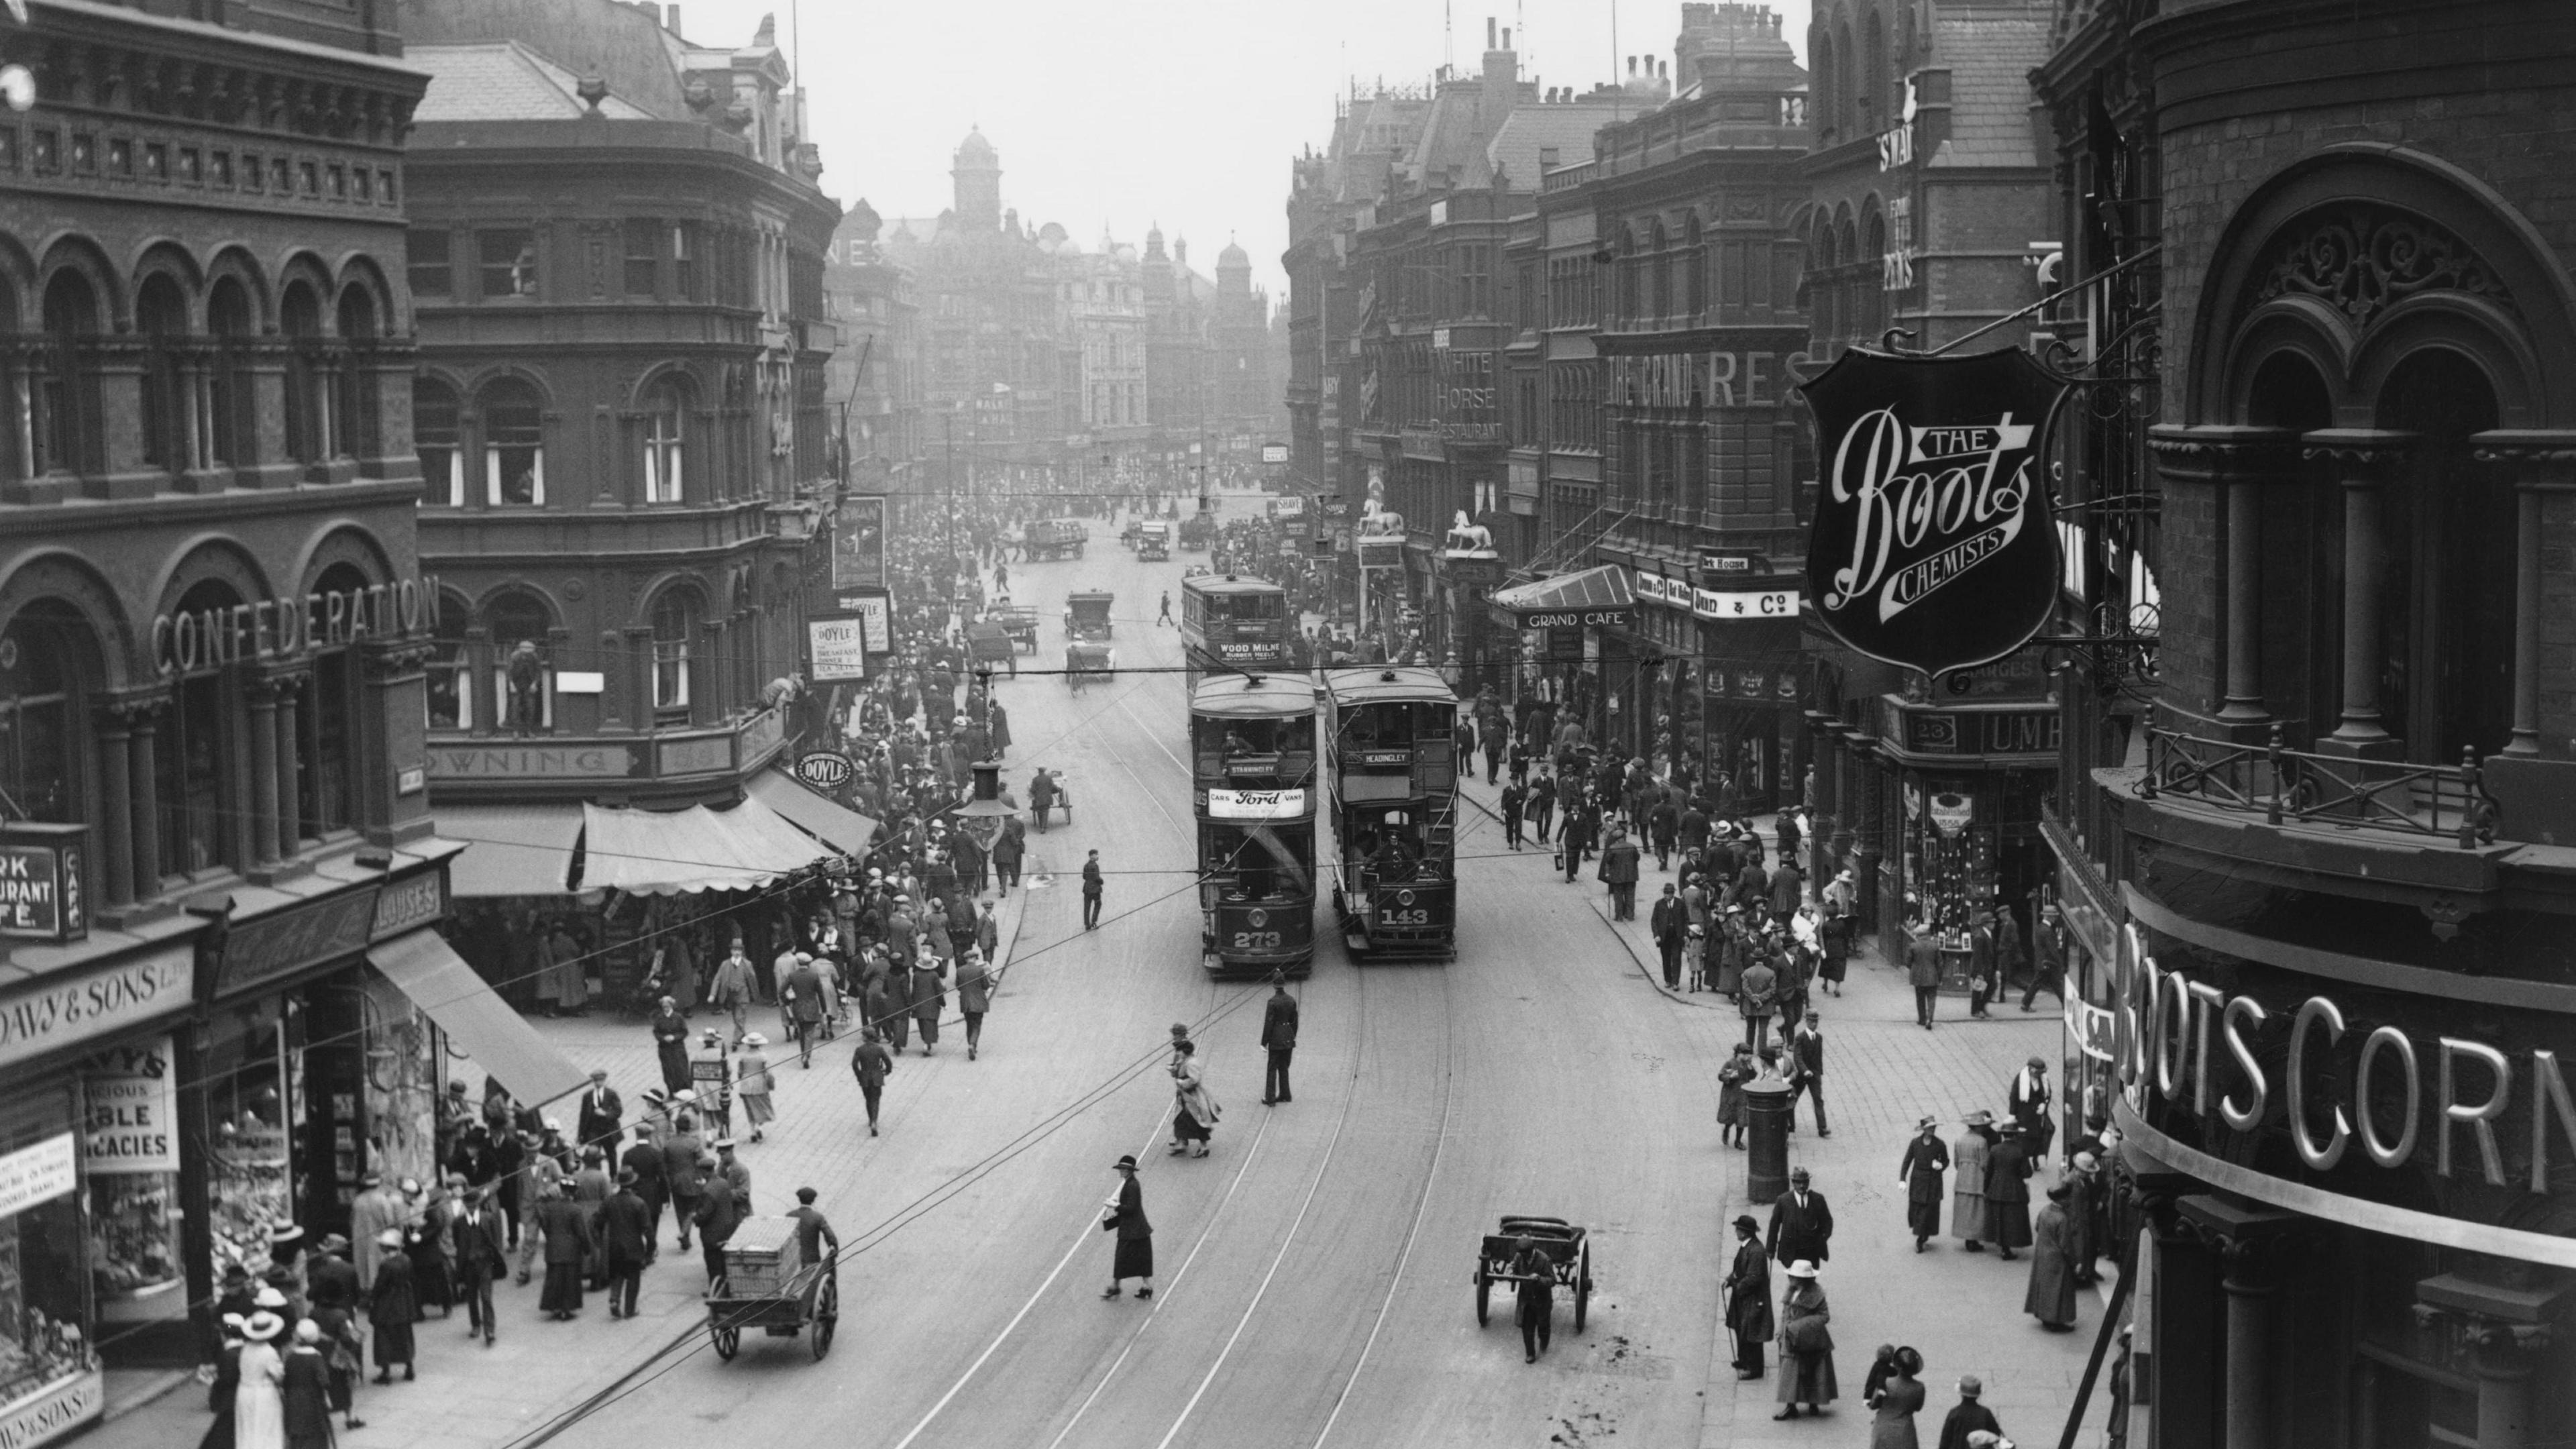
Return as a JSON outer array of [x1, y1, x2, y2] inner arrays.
[[1204, 822, 1309, 902], [1351, 807, 1428, 881]]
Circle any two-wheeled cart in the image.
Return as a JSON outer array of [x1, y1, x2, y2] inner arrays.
[[1471, 1214, 1593, 1334], [705, 1218, 839, 1362]]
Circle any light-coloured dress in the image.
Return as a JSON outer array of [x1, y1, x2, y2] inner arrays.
[[233, 1341, 286, 1449]]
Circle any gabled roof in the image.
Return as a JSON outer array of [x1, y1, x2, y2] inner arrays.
[[1485, 103, 1623, 191], [410, 41, 658, 122], [1924, 9, 2051, 170]]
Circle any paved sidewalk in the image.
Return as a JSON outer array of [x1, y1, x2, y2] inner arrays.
[[85, 882, 1037, 1449], [1448, 767, 2105, 1449]]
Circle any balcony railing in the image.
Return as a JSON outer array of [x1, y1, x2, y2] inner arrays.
[[2137, 725, 2501, 849]]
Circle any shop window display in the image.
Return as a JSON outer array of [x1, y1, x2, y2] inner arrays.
[[0, 1093, 98, 1413], [200, 1004, 296, 1278], [80, 1039, 184, 1344]]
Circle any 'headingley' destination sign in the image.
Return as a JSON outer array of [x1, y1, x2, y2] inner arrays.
[[1797, 347, 2068, 678]]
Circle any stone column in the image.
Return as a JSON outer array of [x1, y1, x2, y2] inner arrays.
[[2467, 432, 2576, 757], [272, 672, 304, 859], [2410, 1273, 2574, 1449], [128, 699, 164, 898], [463, 625, 493, 736], [95, 706, 135, 910], [246, 676, 281, 869], [2302, 431, 2414, 753], [627, 625, 659, 730], [2178, 1195, 2300, 1449]]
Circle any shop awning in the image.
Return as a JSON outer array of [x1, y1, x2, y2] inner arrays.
[[1490, 564, 1637, 628], [371, 928, 590, 1109], [577, 797, 828, 896], [437, 804, 584, 897], [745, 769, 883, 857]]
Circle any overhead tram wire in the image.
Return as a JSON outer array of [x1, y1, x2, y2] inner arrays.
[[498, 934, 1279, 1449]]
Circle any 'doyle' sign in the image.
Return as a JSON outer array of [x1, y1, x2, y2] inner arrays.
[[1798, 348, 2067, 677]]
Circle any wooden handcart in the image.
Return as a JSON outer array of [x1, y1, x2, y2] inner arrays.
[[705, 1217, 840, 1362], [1472, 1214, 1593, 1334]]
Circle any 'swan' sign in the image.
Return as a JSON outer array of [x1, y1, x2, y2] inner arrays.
[[1797, 347, 2068, 678]]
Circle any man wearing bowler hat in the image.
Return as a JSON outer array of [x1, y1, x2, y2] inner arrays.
[[1099, 1155, 1154, 1300]]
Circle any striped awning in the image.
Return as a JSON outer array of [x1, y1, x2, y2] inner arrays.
[[577, 797, 830, 895], [1489, 565, 1637, 627]]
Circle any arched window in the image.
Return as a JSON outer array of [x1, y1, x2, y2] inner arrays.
[[158, 580, 239, 877], [34, 272, 103, 477], [2377, 349, 2512, 761], [1835, 23, 1856, 136], [486, 590, 555, 733], [1811, 32, 1836, 138], [335, 285, 380, 463], [481, 378, 544, 504], [641, 378, 687, 504], [1863, 210, 1890, 340], [137, 274, 192, 477], [281, 282, 327, 464], [1864, 10, 1887, 129], [1812, 225, 1839, 352], [1645, 221, 1668, 321], [1684, 215, 1708, 319], [1617, 226, 1640, 321], [414, 380, 463, 506], [0, 604, 91, 824], [651, 589, 700, 715], [425, 592, 470, 731], [0, 282, 19, 484], [302, 563, 367, 839], [208, 279, 256, 470]]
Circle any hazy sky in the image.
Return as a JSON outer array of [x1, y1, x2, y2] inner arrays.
[[680, 0, 1813, 295]]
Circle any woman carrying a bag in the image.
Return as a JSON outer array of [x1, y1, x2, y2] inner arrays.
[[1168, 1039, 1220, 1157], [1774, 1260, 1838, 1421]]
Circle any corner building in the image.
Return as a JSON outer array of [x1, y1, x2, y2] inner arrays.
[[2042, 3, 2576, 1446], [0, 0, 502, 1423]]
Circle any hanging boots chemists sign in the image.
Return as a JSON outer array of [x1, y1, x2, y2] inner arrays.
[[1797, 347, 2068, 677]]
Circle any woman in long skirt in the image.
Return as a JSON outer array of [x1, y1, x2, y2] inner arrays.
[[1866, 1345, 1927, 1448], [366, 1232, 418, 1384], [1951, 1113, 1995, 1250], [282, 1321, 336, 1449], [233, 1313, 287, 1449], [200, 1316, 247, 1449], [1168, 1040, 1220, 1157], [2025, 1185, 2081, 1330], [1774, 1262, 1838, 1419], [736, 1034, 777, 1144], [1715, 1043, 1754, 1149]]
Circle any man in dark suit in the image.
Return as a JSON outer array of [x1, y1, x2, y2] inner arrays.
[[618, 1132, 665, 1264], [1766, 1167, 1834, 1267], [1908, 929, 1943, 1030], [598, 1171, 654, 1319], [1259, 974, 1299, 1106], [449, 1186, 506, 1346], [1651, 884, 1686, 990], [1787, 1009, 1829, 1137], [575, 1070, 623, 1151], [692, 1159, 742, 1290]]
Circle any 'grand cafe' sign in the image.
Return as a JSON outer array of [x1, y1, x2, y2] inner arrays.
[[2108, 903, 2576, 1258]]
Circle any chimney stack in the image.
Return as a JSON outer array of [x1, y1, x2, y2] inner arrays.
[[1487, 16, 1497, 48], [666, 4, 682, 35]]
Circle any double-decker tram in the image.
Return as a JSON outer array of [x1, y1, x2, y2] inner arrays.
[[1178, 574, 1295, 692], [1322, 667, 1458, 959], [1189, 674, 1320, 977]]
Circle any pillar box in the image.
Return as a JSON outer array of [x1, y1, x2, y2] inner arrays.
[[1743, 1075, 1794, 1204]]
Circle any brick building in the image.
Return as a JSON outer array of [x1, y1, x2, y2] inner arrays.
[[2025, 4, 2576, 1448], [1798, 0, 2063, 937], [0, 0, 546, 1407]]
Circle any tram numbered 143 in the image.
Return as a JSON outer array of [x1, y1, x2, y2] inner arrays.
[[1190, 675, 1320, 977], [1323, 667, 1458, 959]]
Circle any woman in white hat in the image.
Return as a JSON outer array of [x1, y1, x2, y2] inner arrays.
[[735, 1033, 775, 1144], [1774, 1260, 1838, 1420], [281, 1319, 336, 1449], [233, 1311, 287, 1449]]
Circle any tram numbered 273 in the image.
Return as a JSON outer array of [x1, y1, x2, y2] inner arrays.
[[1323, 667, 1458, 959], [1189, 674, 1320, 977], [1178, 573, 1295, 692]]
